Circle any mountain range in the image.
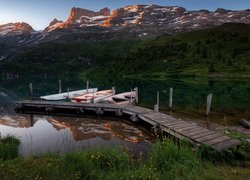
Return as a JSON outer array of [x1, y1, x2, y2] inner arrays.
[[0, 4, 250, 79]]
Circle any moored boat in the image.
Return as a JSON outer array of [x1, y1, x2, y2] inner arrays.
[[99, 91, 136, 105], [72, 89, 114, 103], [40, 88, 98, 101]]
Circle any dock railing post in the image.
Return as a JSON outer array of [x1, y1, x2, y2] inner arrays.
[[206, 93, 213, 116], [130, 89, 133, 104], [154, 91, 159, 112], [112, 87, 116, 95], [86, 80, 89, 93], [67, 88, 70, 102], [58, 79, 62, 94], [135, 87, 138, 104], [29, 83, 33, 99], [169, 88, 173, 111]]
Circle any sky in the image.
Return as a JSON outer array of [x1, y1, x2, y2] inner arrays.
[[0, 0, 250, 30]]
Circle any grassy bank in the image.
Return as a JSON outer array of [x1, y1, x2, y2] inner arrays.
[[0, 135, 20, 160], [0, 135, 249, 179]]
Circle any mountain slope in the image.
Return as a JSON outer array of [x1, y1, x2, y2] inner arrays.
[[1, 23, 250, 80], [88, 23, 250, 79]]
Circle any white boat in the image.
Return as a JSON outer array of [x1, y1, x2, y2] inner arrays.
[[72, 89, 114, 103], [40, 88, 98, 101], [100, 91, 136, 105]]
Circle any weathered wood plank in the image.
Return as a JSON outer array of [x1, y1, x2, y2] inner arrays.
[[189, 131, 216, 139], [194, 133, 223, 143], [167, 122, 191, 128], [212, 139, 240, 151], [172, 125, 199, 132], [204, 136, 232, 146], [182, 129, 211, 137], [161, 121, 186, 126], [176, 126, 202, 134]]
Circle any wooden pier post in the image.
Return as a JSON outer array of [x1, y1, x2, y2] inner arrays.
[[29, 83, 33, 99], [206, 93, 213, 116], [58, 79, 62, 94], [135, 87, 138, 104], [112, 87, 116, 95], [169, 88, 173, 111], [86, 80, 89, 93], [154, 91, 159, 112], [67, 88, 70, 102], [130, 89, 133, 104]]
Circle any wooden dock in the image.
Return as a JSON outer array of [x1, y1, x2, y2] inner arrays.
[[15, 100, 240, 151]]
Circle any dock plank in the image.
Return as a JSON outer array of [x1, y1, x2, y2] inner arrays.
[[212, 139, 240, 151], [194, 133, 223, 143], [181, 129, 211, 137], [203, 136, 232, 146], [189, 131, 216, 139]]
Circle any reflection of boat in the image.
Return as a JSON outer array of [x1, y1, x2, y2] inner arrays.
[[240, 119, 250, 129], [71, 89, 113, 103], [40, 88, 98, 101], [100, 91, 136, 105]]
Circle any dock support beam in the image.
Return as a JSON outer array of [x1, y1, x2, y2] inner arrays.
[[169, 88, 173, 111], [154, 91, 159, 112], [115, 109, 123, 116], [29, 83, 33, 99], [131, 113, 139, 122], [67, 88, 70, 102], [112, 87, 116, 95], [135, 87, 138, 104], [206, 93, 213, 116], [86, 80, 89, 93], [96, 107, 104, 115], [58, 79, 62, 94]]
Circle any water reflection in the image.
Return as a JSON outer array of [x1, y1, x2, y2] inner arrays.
[[0, 114, 153, 156]]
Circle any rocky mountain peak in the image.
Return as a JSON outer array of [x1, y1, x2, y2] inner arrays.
[[215, 8, 232, 14], [100, 7, 111, 16], [0, 22, 34, 36], [66, 7, 111, 24], [49, 18, 63, 26]]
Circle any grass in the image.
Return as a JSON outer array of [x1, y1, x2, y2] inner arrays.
[[0, 135, 20, 160], [0, 135, 249, 179]]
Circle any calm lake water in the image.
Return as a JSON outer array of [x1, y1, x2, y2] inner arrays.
[[0, 76, 249, 155]]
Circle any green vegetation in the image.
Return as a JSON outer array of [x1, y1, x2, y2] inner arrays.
[[0, 135, 249, 179], [1, 23, 250, 80], [0, 135, 20, 160], [90, 23, 250, 79]]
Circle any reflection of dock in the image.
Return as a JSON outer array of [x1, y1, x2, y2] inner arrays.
[[15, 100, 240, 151]]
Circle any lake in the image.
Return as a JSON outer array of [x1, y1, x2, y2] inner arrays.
[[0, 75, 249, 155]]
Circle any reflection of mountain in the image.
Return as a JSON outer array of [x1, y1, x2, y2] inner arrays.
[[0, 114, 36, 128], [47, 117, 152, 143], [0, 88, 19, 114]]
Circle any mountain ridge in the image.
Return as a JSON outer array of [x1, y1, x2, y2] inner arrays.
[[0, 4, 250, 60], [0, 4, 250, 35]]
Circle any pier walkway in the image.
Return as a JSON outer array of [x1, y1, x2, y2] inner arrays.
[[15, 100, 240, 151]]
